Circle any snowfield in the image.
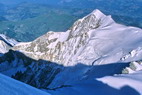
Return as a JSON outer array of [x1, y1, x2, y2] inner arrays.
[[98, 71, 142, 94], [48, 71, 142, 95], [0, 74, 51, 95]]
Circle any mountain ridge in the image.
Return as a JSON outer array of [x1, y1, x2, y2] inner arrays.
[[12, 9, 142, 66]]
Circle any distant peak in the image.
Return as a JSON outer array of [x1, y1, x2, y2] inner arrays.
[[92, 9, 103, 14], [68, 9, 107, 37], [90, 9, 106, 19]]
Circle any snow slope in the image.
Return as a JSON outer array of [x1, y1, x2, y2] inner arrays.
[[48, 71, 142, 95], [0, 73, 51, 95], [98, 71, 142, 94]]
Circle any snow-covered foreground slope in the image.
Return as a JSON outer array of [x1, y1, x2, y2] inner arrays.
[[98, 71, 142, 94], [48, 71, 142, 95], [0, 73, 51, 95]]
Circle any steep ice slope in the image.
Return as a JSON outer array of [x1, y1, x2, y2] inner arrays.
[[0, 73, 51, 95], [13, 9, 142, 66]]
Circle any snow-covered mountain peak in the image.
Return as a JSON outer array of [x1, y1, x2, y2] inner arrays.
[[12, 9, 142, 67], [69, 9, 114, 37], [91, 9, 106, 19]]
